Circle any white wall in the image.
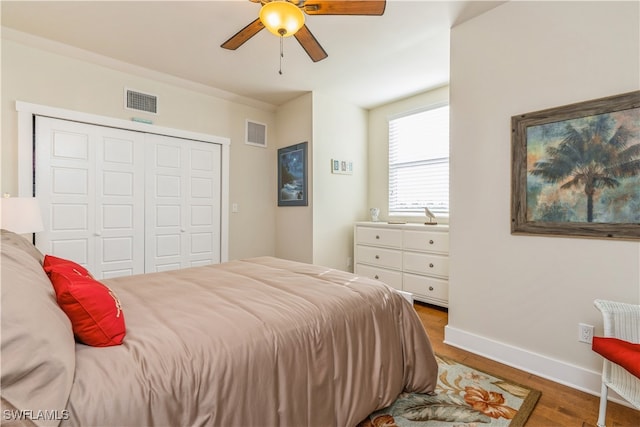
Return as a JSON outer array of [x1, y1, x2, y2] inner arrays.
[[447, 1, 640, 396], [227, 104, 277, 259], [368, 86, 449, 223], [1, 36, 277, 261], [275, 93, 313, 263], [1, 32, 366, 270], [311, 92, 368, 271]]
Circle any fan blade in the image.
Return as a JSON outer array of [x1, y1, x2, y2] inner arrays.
[[221, 18, 265, 50], [302, 0, 386, 15], [294, 25, 328, 62]]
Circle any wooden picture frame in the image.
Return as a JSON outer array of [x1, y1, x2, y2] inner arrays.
[[278, 142, 308, 206], [511, 91, 640, 240]]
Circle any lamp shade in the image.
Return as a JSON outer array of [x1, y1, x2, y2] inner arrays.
[[259, 1, 305, 37], [1, 197, 44, 234]]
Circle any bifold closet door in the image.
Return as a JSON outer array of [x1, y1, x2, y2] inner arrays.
[[144, 134, 222, 272], [35, 117, 145, 278]]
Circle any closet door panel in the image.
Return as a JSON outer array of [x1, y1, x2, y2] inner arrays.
[[95, 129, 145, 278], [36, 117, 145, 278], [187, 143, 221, 266], [145, 134, 221, 272], [36, 117, 223, 276], [145, 135, 185, 272], [36, 117, 96, 271]]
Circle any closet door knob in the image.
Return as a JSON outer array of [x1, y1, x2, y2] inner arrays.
[[374, 275, 379, 279], [375, 235, 380, 239], [429, 263, 434, 268], [94, 231, 102, 236], [375, 255, 380, 260], [429, 239, 434, 245], [429, 286, 434, 291]]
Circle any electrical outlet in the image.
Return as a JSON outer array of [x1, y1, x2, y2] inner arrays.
[[578, 323, 594, 344]]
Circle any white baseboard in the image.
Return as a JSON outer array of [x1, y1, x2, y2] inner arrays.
[[444, 325, 630, 408]]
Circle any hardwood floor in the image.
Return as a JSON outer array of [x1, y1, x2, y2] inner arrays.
[[413, 302, 640, 427]]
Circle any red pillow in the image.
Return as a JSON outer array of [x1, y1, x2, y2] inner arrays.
[[592, 337, 640, 379], [43, 255, 125, 347], [43, 254, 92, 277]]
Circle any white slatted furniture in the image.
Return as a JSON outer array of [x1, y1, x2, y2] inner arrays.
[[593, 299, 640, 427]]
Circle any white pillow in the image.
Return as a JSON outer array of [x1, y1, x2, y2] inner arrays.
[[1, 241, 75, 426], [0, 229, 44, 264]]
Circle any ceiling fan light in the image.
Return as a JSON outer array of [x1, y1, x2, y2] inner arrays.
[[260, 1, 305, 37]]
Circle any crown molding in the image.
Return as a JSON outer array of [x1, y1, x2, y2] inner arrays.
[[2, 26, 277, 112]]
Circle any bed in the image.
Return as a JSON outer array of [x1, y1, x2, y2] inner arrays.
[[1, 230, 438, 427]]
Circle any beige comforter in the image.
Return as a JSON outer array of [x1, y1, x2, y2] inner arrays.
[[63, 257, 437, 427]]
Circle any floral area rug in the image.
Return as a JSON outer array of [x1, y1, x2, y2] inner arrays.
[[358, 354, 541, 427]]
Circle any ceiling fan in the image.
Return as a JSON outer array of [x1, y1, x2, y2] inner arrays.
[[221, 0, 386, 63]]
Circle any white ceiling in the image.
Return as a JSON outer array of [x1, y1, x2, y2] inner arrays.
[[1, 0, 504, 109]]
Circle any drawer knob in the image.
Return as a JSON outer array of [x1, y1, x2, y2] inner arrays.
[[429, 286, 434, 291], [376, 235, 380, 239], [429, 239, 434, 244], [429, 263, 434, 268], [375, 255, 380, 259], [374, 275, 379, 279]]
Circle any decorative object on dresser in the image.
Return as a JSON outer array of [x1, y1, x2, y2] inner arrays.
[[354, 222, 449, 307], [370, 208, 380, 222], [424, 207, 437, 225]]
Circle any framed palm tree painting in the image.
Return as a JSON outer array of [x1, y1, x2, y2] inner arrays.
[[511, 90, 640, 240]]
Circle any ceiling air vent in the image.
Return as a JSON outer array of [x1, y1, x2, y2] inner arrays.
[[245, 120, 267, 148], [125, 88, 158, 114]]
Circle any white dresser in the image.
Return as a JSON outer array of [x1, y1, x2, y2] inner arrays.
[[354, 221, 449, 307]]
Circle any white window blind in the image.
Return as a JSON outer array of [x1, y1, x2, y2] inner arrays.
[[389, 104, 449, 216]]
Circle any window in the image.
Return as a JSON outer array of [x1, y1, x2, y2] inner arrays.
[[388, 104, 449, 216]]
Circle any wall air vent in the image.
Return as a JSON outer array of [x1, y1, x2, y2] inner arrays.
[[245, 120, 267, 148], [125, 88, 158, 114]]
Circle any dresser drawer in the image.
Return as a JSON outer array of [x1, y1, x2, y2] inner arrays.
[[403, 273, 448, 302], [354, 223, 449, 309], [356, 227, 402, 248], [355, 264, 403, 291], [403, 230, 449, 253], [356, 245, 402, 269], [403, 252, 449, 277]]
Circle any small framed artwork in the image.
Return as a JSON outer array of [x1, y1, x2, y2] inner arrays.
[[331, 159, 353, 175], [278, 142, 308, 206], [511, 90, 640, 240]]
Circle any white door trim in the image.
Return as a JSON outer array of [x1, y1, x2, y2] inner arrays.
[[16, 100, 230, 262]]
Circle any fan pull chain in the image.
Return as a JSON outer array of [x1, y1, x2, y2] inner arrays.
[[279, 35, 284, 75]]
